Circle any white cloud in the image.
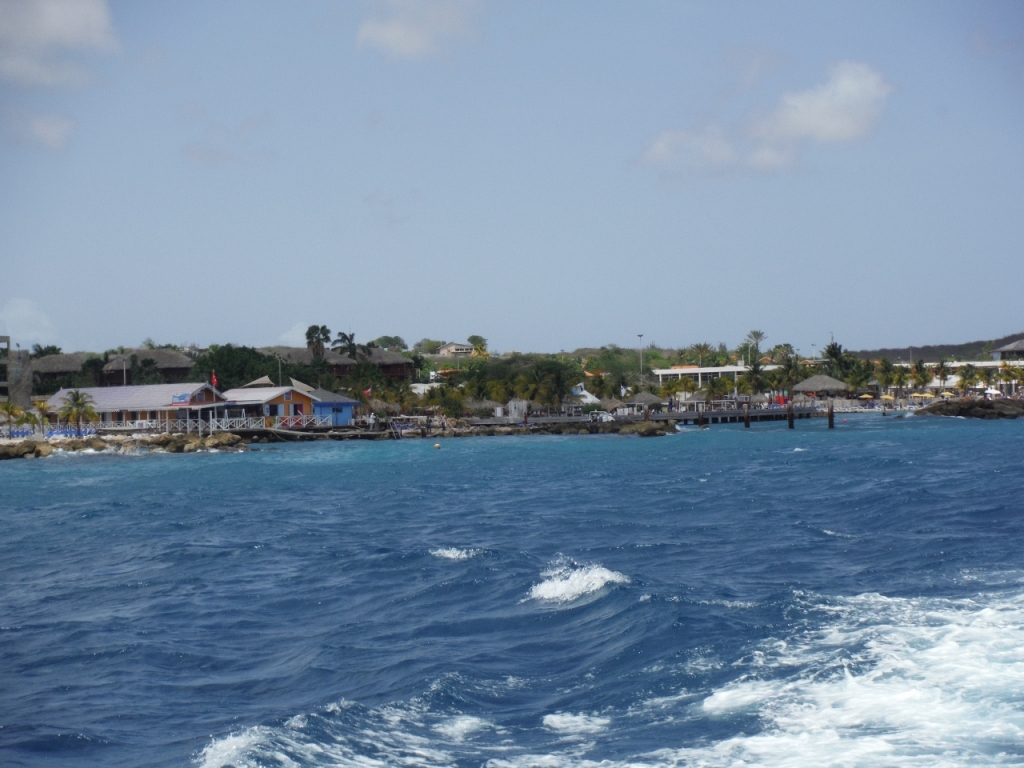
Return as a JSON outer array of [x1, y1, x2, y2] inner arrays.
[[2, 109, 75, 149], [643, 61, 891, 175], [278, 322, 308, 347], [0, 0, 116, 86], [643, 126, 737, 169], [755, 61, 892, 145], [0, 298, 55, 345], [357, 0, 478, 59]]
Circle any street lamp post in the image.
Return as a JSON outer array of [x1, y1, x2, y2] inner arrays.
[[638, 334, 644, 387]]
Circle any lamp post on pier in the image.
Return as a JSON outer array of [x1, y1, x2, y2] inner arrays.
[[638, 334, 644, 388]]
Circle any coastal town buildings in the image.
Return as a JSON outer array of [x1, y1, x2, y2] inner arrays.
[[219, 386, 318, 419], [45, 383, 223, 426], [258, 346, 415, 380], [438, 342, 473, 357], [992, 341, 1024, 361]]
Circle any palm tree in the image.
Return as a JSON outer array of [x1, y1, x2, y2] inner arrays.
[[0, 400, 25, 438], [690, 342, 715, 367], [305, 325, 331, 360], [745, 330, 767, 356], [331, 331, 357, 358], [911, 360, 931, 392], [956, 364, 978, 396], [933, 359, 951, 392], [891, 366, 909, 398], [738, 358, 770, 395], [21, 400, 51, 431], [875, 358, 896, 394], [822, 341, 847, 379], [57, 389, 98, 437], [976, 366, 995, 393], [999, 363, 1021, 396], [704, 375, 734, 403]]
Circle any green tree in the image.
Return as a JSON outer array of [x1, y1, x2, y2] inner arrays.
[[413, 338, 444, 354], [305, 325, 331, 360], [30, 344, 62, 358], [875, 358, 896, 393], [372, 335, 406, 351], [770, 353, 806, 394], [131, 355, 163, 385], [704, 375, 734, 402], [933, 359, 951, 392], [737, 358, 770, 394], [911, 360, 931, 392], [1, 400, 26, 435], [191, 345, 280, 390], [891, 366, 909, 397], [57, 389, 98, 437], [957, 364, 978, 396]]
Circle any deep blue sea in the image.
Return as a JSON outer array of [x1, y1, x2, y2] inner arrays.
[[2, 415, 1024, 768]]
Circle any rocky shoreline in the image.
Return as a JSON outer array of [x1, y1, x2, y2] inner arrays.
[[0, 431, 248, 460], [916, 397, 1024, 419], [0, 420, 680, 460]]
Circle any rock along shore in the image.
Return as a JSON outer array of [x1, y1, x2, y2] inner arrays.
[[0, 431, 247, 461], [0, 419, 680, 460], [916, 397, 1024, 419]]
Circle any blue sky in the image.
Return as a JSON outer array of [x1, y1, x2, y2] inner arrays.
[[1, 0, 1022, 355]]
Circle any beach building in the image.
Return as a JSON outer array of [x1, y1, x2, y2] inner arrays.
[[652, 364, 776, 387], [101, 349, 194, 386], [45, 383, 223, 427], [219, 386, 318, 420], [308, 388, 360, 426], [31, 352, 102, 386], [622, 391, 668, 415], [438, 342, 473, 357], [992, 340, 1024, 361]]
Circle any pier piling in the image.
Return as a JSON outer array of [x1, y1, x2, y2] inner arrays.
[[744, 403, 750, 428], [787, 403, 795, 429], [828, 401, 835, 429]]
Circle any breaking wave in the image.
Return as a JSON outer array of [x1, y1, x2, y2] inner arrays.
[[429, 547, 482, 560], [198, 586, 1024, 768], [527, 559, 630, 603]]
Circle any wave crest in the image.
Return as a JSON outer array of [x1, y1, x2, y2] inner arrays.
[[528, 560, 630, 603]]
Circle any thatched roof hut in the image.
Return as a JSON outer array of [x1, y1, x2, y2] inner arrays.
[[626, 391, 667, 406], [792, 374, 849, 394]]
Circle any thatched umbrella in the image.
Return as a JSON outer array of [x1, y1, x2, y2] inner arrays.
[[792, 374, 849, 394], [626, 391, 668, 406]]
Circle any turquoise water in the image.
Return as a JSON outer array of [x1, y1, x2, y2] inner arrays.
[[2, 415, 1023, 767]]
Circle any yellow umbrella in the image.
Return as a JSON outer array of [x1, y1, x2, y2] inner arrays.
[[858, 393, 875, 399], [881, 394, 895, 401], [940, 391, 955, 397], [911, 392, 933, 398]]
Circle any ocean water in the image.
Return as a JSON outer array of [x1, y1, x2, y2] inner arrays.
[[2, 415, 1023, 768]]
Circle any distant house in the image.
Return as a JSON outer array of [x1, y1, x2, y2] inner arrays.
[[219, 386, 318, 419], [438, 342, 473, 357], [32, 352, 103, 385], [46, 383, 222, 425], [101, 348, 194, 386], [308, 388, 360, 426], [992, 340, 1024, 361], [258, 346, 415, 380]]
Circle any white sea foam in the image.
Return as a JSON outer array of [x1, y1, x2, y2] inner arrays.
[[199, 589, 1024, 768], [528, 560, 630, 603], [542, 712, 610, 734], [430, 548, 481, 560], [433, 715, 491, 741], [793, 447, 807, 452]]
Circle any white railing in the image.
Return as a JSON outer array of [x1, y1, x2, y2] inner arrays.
[[212, 417, 267, 431], [273, 415, 331, 429], [96, 420, 161, 430]]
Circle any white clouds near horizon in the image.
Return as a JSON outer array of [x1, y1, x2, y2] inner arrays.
[[357, 0, 479, 58], [0, 0, 116, 86], [645, 61, 892, 173], [0, 298, 55, 345]]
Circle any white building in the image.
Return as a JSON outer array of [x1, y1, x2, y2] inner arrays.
[[438, 342, 474, 357]]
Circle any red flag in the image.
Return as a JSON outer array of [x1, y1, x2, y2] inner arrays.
[[211, 370, 218, 388], [364, 387, 372, 397]]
